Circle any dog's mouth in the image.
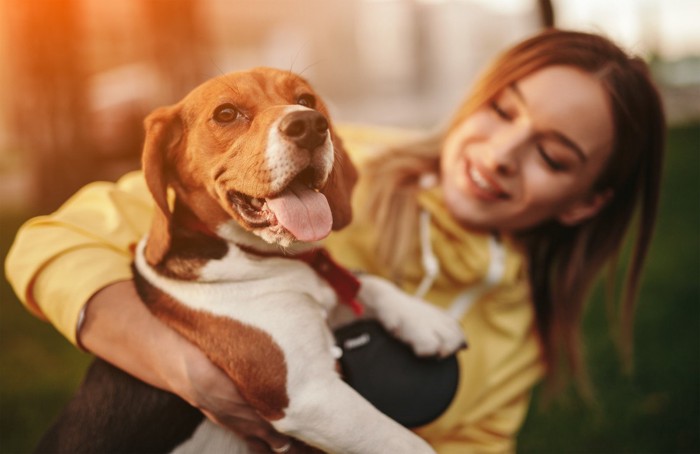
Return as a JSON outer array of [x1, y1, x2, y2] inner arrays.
[[226, 168, 332, 243]]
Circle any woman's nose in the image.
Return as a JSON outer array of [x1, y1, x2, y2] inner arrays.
[[484, 124, 531, 176]]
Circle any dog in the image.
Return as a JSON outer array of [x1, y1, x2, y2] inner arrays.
[[35, 67, 465, 453]]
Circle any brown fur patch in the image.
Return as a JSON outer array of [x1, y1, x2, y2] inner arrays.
[[150, 201, 229, 280], [157, 230, 227, 280], [133, 274, 289, 420]]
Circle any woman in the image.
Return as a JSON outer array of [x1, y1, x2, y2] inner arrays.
[[5, 29, 664, 453], [328, 29, 664, 451]]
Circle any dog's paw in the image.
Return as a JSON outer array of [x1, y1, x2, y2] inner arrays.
[[381, 296, 466, 358], [359, 276, 466, 358]]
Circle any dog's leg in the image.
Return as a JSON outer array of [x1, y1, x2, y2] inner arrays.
[[34, 358, 203, 454], [274, 373, 435, 454], [357, 275, 467, 358], [173, 419, 322, 454], [179, 297, 435, 454], [258, 308, 435, 454]]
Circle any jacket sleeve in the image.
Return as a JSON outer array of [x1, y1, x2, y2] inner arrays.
[[4, 171, 153, 345]]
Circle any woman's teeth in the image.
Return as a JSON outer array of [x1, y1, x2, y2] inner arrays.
[[468, 165, 509, 199], [469, 166, 495, 192]]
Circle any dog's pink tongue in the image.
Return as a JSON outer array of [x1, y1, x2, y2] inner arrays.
[[266, 181, 332, 242]]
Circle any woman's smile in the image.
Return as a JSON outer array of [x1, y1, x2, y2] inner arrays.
[[465, 160, 510, 201], [440, 65, 614, 232]]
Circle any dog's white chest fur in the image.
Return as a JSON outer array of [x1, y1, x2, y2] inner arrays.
[[132, 229, 468, 454], [135, 238, 337, 329]]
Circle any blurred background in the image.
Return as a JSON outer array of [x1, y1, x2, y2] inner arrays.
[[0, 0, 698, 452]]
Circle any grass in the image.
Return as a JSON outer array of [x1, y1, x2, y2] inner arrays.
[[0, 125, 698, 453], [0, 212, 93, 453], [518, 124, 700, 452]]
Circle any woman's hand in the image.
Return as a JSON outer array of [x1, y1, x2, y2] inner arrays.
[[79, 280, 294, 453], [176, 342, 296, 453]]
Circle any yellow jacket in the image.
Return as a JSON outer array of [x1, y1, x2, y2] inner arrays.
[[5, 125, 543, 453]]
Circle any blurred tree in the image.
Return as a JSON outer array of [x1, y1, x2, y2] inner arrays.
[[538, 0, 555, 28], [143, 0, 209, 101], [4, 0, 208, 213], [6, 0, 93, 212]]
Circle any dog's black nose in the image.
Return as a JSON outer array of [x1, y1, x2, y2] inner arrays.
[[279, 110, 329, 150]]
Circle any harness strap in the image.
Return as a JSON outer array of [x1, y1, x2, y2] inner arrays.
[[238, 245, 364, 316], [297, 249, 364, 316]]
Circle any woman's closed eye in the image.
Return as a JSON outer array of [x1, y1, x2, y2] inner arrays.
[[491, 98, 569, 171], [490, 100, 515, 121], [537, 144, 568, 171]]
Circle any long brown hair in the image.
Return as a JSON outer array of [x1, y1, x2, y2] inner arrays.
[[363, 29, 666, 394]]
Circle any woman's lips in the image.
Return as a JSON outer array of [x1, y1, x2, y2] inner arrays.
[[465, 161, 510, 200]]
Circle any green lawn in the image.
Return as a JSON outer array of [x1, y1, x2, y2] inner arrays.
[[1, 125, 698, 453], [0, 212, 93, 453], [519, 124, 700, 452]]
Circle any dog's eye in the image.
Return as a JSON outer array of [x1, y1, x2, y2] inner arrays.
[[213, 104, 239, 123], [297, 94, 316, 109]]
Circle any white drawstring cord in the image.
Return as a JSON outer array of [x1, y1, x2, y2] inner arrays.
[[414, 173, 440, 298], [447, 235, 506, 320], [413, 172, 506, 319], [414, 209, 439, 298], [416, 216, 506, 320]]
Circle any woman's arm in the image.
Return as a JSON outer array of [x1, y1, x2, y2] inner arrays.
[[5, 171, 152, 343], [81, 281, 291, 452], [5, 172, 292, 452]]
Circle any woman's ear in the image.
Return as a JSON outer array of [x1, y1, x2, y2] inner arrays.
[[557, 189, 613, 226]]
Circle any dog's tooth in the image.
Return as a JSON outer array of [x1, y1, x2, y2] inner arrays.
[[250, 198, 264, 209]]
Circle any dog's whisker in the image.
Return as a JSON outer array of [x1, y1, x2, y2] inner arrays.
[[288, 40, 312, 75], [208, 55, 227, 78], [296, 59, 324, 78], [209, 69, 241, 98], [206, 57, 244, 97]]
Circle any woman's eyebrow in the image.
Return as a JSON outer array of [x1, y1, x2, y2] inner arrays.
[[510, 83, 588, 162]]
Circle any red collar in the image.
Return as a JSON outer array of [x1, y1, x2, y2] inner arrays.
[[239, 245, 364, 316], [297, 249, 364, 316], [171, 209, 363, 314]]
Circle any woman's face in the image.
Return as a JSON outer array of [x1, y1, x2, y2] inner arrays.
[[440, 65, 614, 232]]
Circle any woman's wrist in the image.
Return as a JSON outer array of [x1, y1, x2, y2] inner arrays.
[[156, 327, 220, 407], [79, 280, 190, 394], [77, 281, 294, 451]]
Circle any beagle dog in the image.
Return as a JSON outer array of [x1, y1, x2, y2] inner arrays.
[[37, 68, 464, 453]]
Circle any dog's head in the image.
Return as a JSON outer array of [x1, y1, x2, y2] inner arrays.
[[141, 67, 357, 266]]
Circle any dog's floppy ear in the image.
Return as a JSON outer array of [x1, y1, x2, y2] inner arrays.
[[323, 131, 358, 230], [141, 104, 183, 266]]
